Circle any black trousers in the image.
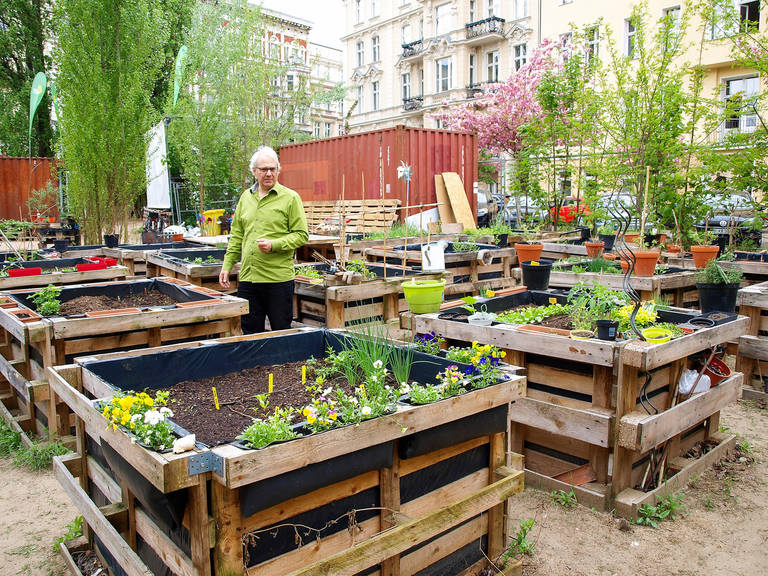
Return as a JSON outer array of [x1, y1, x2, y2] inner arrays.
[[237, 280, 294, 334]]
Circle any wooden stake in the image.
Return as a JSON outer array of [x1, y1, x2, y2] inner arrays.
[[639, 165, 650, 246]]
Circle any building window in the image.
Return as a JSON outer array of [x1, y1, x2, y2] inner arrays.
[[314, 123, 321, 138], [469, 0, 476, 22], [513, 0, 528, 19], [355, 0, 362, 24], [513, 43, 527, 70], [401, 23, 410, 44], [585, 25, 599, 64], [371, 0, 378, 18], [286, 73, 295, 91], [402, 72, 411, 100], [357, 85, 364, 112], [420, 67, 424, 94], [372, 36, 380, 61], [356, 41, 364, 66], [740, 1, 760, 32], [662, 6, 681, 36], [435, 3, 452, 36], [486, 50, 499, 82], [325, 122, 332, 137], [723, 76, 759, 134], [270, 39, 281, 60], [372, 81, 380, 111], [487, 0, 499, 18], [436, 56, 453, 92], [469, 53, 476, 84], [625, 18, 636, 58]]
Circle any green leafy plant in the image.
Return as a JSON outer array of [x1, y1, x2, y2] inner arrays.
[[695, 259, 744, 284], [413, 331, 445, 355], [345, 259, 376, 280], [496, 303, 569, 325], [295, 265, 324, 280], [52, 516, 83, 551], [13, 439, 70, 470], [363, 222, 422, 240], [635, 493, 685, 528], [502, 518, 536, 562], [29, 284, 62, 316], [237, 406, 299, 449], [451, 241, 479, 252], [550, 488, 578, 508], [586, 257, 622, 274], [0, 419, 22, 456]]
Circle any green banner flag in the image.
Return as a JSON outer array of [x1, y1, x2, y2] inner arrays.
[[50, 80, 60, 122], [173, 45, 188, 108], [29, 72, 47, 145]]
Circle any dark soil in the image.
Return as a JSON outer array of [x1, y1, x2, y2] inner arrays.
[[73, 550, 105, 575], [59, 290, 176, 315], [157, 361, 357, 446], [539, 314, 573, 330]]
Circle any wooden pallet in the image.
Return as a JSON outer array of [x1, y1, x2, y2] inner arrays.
[[0, 265, 128, 290], [103, 242, 192, 276], [736, 281, 768, 401], [305, 199, 401, 234], [145, 248, 241, 294], [0, 278, 246, 441], [414, 300, 748, 514], [48, 329, 526, 575]]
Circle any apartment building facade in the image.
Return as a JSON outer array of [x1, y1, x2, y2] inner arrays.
[[341, 0, 762, 141]]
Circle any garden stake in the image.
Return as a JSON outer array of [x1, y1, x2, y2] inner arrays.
[[302, 365, 307, 385], [212, 386, 220, 410], [268, 373, 274, 394]]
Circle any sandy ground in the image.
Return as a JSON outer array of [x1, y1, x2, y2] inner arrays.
[[1, 399, 766, 576]]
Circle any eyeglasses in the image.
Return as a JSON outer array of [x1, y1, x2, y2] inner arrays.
[[256, 166, 278, 173]]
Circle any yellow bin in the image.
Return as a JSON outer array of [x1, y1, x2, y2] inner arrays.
[[202, 209, 226, 236]]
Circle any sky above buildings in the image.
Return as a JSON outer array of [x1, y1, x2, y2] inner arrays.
[[258, 0, 345, 49]]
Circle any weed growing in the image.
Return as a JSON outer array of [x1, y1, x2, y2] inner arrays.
[[550, 488, 578, 508], [635, 493, 685, 528], [52, 516, 83, 551], [0, 420, 70, 470], [502, 518, 536, 562]]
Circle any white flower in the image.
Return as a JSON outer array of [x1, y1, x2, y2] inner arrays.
[[159, 407, 173, 417], [373, 360, 383, 369], [159, 445, 165, 450], [361, 406, 372, 416], [130, 414, 142, 423], [370, 375, 378, 382], [350, 397, 359, 405], [323, 386, 333, 395], [144, 410, 163, 426], [400, 383, 411, 394]]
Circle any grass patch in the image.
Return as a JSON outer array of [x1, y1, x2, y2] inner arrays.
[[0, 418, 70, 469]]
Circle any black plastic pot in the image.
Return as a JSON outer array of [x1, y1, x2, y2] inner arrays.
[[103, 234, 119, 248], [697, 282, 739, 313], [52, 239, 69, 253], [596, 319, 619, 341], [521, 260, 552, 291], [598, 233, 616, 251], [495, 233, 509, 248], [577, 226, 591, 242]]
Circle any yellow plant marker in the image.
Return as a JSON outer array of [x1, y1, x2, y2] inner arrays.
[[268, 373, 274, 394], [302, 365, 307, 385], [212, 387, 220, 410], [549, 297, 557, 305]]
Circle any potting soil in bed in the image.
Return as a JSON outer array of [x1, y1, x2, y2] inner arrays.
[[157, 361, 359, 446], [58, 290, 176, 315]]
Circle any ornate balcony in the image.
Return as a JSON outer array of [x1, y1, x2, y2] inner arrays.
[[401, 39, 424, 59], [465, 16, 505, 45], [466, 83, 483, 98], [402, 96, 424, 111]]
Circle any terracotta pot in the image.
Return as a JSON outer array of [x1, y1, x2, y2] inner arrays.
[[585, 241, 605, 259], [171, 233, 184, 242], [514, 242, 543, 263], [666, 244, 682, 253], [620, 259, 629, 273], [633, 250, 660, 276], [690, 245, 719, 269], [603, 253, 617, 261]]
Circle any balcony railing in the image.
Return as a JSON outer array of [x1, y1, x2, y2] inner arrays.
[[466, 83, 483, 98], [465, 16, 505, 40], [402, 96, 424, 111], [401, 39, 424, 59]]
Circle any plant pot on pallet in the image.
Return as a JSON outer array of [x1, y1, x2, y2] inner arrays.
[[495, 233, 509, 248], [697, 282, 739, 313], [570, 329, 594, 340], [599, 233, 616, 251], [633, 251, 659, 276], [585, 241, 605, 259], [690, 245, 719, 269], [596, 319, 619, 341], [467, 312, 495, 326], [103, 234, 119, 248], [521, 260, 552, 290], [514, 242, 543, 263], [402, 278, 446, 314], [703, 356, 731, 387]]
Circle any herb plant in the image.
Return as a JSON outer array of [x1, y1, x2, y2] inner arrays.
[[550, 489, 578, 508], [238, 406, 299, 449], [502, 518, 536, 561], [695, 259, 744, 284], [496, 303, 569, 325], [29, 284, 62, 316]]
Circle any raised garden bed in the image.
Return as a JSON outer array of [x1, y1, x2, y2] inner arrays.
[[145, 248, 239, 293], [0, 257, 128, 289], [0, 277, 246, 442], [664, 252, 768, 287], [49, 328, 526, 575], [103, 241, 195, 276], [413, 289, 747, 515], [550, 261, 699, 307], [736, 281, 768, 402]]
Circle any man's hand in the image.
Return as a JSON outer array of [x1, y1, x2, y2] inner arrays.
[[219, 269, 230, 289], [256, 238, 272, 253]]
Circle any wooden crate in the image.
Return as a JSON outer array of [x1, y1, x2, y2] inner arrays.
[[0, 277, 246, 441], [103, 242, 193, 276], [548, 267, 699, 307], [414, 293, 747, 514], [48, 329, 526, 576], [736, 281, 768, 401], [0, 258, 128, 290], [145, 248, 241, 294], [664, 254, 768, 287], [305, 199, 401, 235], [365, 244, 518, 287]]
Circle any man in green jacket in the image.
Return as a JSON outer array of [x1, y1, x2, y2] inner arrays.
[[219, 146, 308, 333]]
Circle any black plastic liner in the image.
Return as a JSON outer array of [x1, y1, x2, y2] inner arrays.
[[400, 444, 490, 504], [399, 405, 507, 460], [116, 242, 194, 250], [525, 441, 588, 467], [151, 248, 227, 265], [412, 533, 487, 576], [2, 256, 93, 271], [240, 442, 393, 518], [306, 261, 423, 279], [8, 277, 214, 310], [244, 487, 380, 568], [94, 534, 129, 576]]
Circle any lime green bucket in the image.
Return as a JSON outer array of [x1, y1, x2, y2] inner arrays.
[[402, 279, 446, 314]]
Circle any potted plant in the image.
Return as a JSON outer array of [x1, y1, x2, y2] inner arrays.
[[462, 296, 496, 326], [585, 236, 605, 259], [490, 216, 512, 247], [597, 223, 616, 251], [514, 228, 543, 262], [695, 259, 743, 313], [520, 259, 552, 290], [689, 229, 719, 269], [401, 278, 446, 314], [570, 284, 627, 341], [103, 232, 119, 248]]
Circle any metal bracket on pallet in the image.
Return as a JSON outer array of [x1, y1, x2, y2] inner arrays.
[[188, 451, 223, 476]]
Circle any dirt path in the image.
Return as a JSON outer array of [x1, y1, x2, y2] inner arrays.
[[1, 400, 766, 576]]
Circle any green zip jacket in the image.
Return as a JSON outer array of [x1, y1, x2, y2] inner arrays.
[[222, 182, 308, 283]]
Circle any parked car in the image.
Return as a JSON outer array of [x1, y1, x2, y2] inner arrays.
[[476, 187, 499, 227], [502, 197, 547, 228], [695, 193, 762, 251], [551, 196, 592, 224]]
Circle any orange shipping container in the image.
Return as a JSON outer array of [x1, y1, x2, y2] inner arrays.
[[277, 125, 478, 219], [0, 156, 57, 221]]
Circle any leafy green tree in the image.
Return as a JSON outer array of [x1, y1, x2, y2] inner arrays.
[[54, 0, 169, 242], [0, 0, 54, 156]]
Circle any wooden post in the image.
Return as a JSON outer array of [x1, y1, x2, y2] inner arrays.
[[213, 482, 243, 576], [612, 358, 640, 494], [380, 443, 401, 576], [487, 431, 507, 561], [189, 477, 212, 576]]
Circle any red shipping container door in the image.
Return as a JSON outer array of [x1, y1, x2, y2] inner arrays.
[[0, 156, 57, 221], [277, 126, 478, 220]]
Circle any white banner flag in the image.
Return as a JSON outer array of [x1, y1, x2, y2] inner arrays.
[[146, 121, 171, 208]]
